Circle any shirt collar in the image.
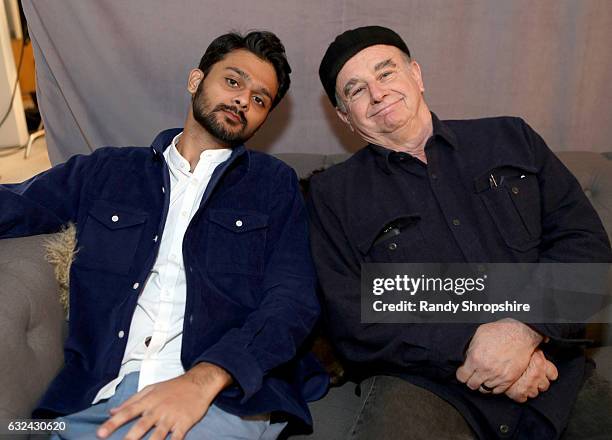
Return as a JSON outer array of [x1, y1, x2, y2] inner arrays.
[[368, 112, 458, 174], [167, 133, 190, 176], [150, 127, 246, 161], [165, 132, 232, 177], [431, 112, 459, 149]]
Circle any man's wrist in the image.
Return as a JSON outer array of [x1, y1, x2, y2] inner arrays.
[[520, 321, 545, 346], [186, 362, 233, 393], [498, 318, 544, 348]]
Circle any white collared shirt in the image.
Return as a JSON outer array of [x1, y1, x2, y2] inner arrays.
[[93, 133, 231, 403]]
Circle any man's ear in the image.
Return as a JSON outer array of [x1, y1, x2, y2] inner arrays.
[[335, 107, 354, 132], [409, 60, 425, 93], [187, 69, 205, 94]]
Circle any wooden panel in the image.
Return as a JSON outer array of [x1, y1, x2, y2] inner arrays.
[[10, 38, 35, 95]]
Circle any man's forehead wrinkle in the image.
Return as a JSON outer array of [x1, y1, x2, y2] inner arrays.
[[374, 58, 396, 71], [340, 56, 400, 97]]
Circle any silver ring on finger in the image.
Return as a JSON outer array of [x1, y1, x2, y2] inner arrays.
[[479, 384, 494, 393]]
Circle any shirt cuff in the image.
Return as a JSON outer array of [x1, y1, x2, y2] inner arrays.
[[193, 343, 263, 403], [527, 323, 591, 346], [432, 324, 480, 365]]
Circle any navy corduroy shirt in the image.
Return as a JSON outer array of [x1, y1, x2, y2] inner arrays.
[[0, 128, 328, 426]]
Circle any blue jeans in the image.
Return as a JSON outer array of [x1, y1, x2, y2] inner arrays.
[[50, 372, 287, 440]]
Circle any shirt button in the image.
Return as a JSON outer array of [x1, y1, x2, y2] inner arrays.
[[161, 186, 165, 193], [132, 282, 140, 290], [182, 211, 188, 218], [189, 314, 194, 324], [511, 186, 520, 195], [118, 330, 125, 338], [111, 215, 119, 222], [499, 424, 510, 434], [235, 220, 243, 227], [153, 235, 158, 242], [388, 242, 398, 250], [452, 218, 461, 226], [431, 173, 438, 180]]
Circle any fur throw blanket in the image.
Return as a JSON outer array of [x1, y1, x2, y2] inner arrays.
[[44, 223, 77, 314]]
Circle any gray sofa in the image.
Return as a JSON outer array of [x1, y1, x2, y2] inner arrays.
[[0, 151, 610, 438]]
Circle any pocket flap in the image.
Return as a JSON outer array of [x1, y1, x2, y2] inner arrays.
[[474, 164, 538, 193], [88, 200, 148, 230], [208, 209, 268, 233], [357, 213, 421, 254]]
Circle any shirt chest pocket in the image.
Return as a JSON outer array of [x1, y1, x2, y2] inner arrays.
[[476, 165, 542, 252], [76, 200, 148, 275], [356, 214, 430, 263], [206, 209, 268, 275]]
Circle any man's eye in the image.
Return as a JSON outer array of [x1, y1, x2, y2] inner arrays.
[[253, 96, 266, 107], [380, 71, 394, 80], [226, 78, 239, 87], [351, 87, 365, 98]]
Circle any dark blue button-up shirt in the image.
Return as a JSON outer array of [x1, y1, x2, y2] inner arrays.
[[308, 114, 611, 439], [0, 128, 328, 426]]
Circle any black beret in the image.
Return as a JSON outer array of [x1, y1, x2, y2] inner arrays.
[[319, 26, 411, 107]]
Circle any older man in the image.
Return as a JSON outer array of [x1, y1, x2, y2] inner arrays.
[[308, 26, 611, 439], [0, 31, 326, 439]]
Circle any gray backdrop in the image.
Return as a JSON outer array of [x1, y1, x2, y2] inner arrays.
[[22, 0, 612, 164]]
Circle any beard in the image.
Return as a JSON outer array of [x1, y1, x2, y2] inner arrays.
[[192, 82, 249, 147]]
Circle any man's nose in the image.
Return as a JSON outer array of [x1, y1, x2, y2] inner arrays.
[[369, 83, 388, 104], [233, 92, 249, 110]]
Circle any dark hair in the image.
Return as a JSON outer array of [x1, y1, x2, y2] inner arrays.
[[198, 31, 291, 109]]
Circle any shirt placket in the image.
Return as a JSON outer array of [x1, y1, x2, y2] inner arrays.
[[139, 169, 194, 386], [426, 142, 488, 262], [137, 147, 229, 391]]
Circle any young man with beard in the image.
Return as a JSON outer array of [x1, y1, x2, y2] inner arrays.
[[0, 31, 326, 439]]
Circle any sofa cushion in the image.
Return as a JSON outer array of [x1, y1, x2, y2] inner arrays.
[[557, 152, 612, 242], [0, 234, 64, 418]]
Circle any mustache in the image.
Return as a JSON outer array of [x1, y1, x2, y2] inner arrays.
[[213, 104, 247, 125]]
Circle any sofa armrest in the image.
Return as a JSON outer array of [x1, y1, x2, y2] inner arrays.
[[0, 234, 65, 418]]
